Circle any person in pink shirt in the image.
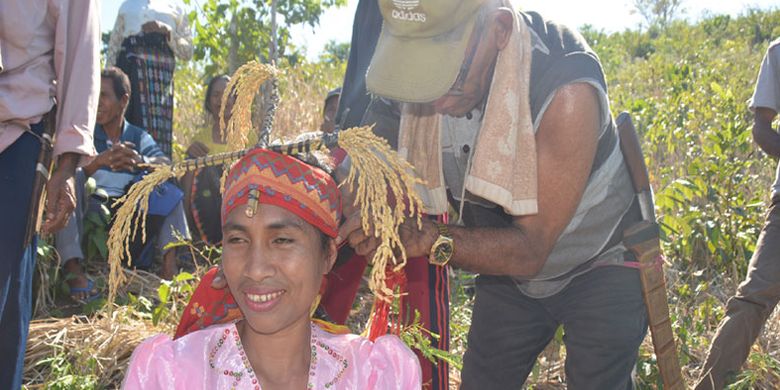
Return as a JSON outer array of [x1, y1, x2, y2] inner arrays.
[[0, 1, 100, 388], [123, 148, 422, 389]]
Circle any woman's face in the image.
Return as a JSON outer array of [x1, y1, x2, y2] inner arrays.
[[207, 77, 229, 118], [222, 203, 336, 335]]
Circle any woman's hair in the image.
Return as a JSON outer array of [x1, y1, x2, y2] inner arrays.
[[319, 231, 333, 251], [204, 74, 230, 115]]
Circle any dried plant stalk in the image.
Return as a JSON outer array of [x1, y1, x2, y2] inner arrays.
[[221, 60, 277, 151], [24, 306, 168, 387]]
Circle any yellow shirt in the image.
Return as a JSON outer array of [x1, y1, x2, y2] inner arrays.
[[190, 126, 228, 155]]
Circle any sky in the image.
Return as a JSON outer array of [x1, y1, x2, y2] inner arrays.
[[100, 0, 779, 61]]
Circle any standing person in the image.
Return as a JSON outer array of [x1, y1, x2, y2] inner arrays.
[[342, 0, 649, 388], [695, 38, 780, 390], [108, 0, 194, 158], [319, 1, 452, 388], [0, 1, 100, 388]]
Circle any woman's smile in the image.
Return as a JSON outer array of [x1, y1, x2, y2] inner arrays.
[[242, 288, 286, 313]]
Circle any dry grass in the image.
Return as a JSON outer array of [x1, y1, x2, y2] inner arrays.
[[25, 244, 207, 388], [272, 62, 344, 141], [173, 61, 344, 154], [23, 306, 168, 387]]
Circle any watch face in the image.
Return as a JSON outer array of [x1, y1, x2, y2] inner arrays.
[[433, 240, 453, 264]]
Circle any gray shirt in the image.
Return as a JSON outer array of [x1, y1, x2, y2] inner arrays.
[[749, 37, 780, 200], [439, 12, 640, 298], [441, 79, 634, 299]]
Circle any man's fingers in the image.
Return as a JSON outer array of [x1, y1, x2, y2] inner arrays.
[[355, 236, 381, 257], [42, 186, 75, 233], [187, 142, 209, 158], [347, 227, 372, 249], [49, 195, 74, 231], [117, 148, 140, 162], [41, 187, 59, 233], [336, 212, 363, 245], [113, 156, 138, 171]]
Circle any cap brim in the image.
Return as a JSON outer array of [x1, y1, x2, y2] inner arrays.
[[366, 16, 477, 103]]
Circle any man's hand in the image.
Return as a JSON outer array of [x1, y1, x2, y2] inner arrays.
[[336, 185, 438, 261], [337, 206, 382, 258], [142, 21, 172, 40], [83, 142, 140, 177], [398, 218, 439, 259], [42, 153, 80, 233], [334, 163, 384, 257], [105, 142, 142, 172], [187, 141, 210, 158]]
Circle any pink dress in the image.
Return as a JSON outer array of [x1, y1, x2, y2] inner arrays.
[[123, 322, 422, 389]]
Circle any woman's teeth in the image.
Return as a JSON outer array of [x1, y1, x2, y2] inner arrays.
[[246, 291, 284, 303]]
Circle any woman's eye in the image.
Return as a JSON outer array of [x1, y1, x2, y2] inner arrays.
[[226, 236, 248, 244], [273, 237, 294, 245]]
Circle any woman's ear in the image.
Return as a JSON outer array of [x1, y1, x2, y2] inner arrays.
[[492, 8, 514, 51], [323, 238, 338, 274]]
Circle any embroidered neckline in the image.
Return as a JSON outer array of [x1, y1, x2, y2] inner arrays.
[[308, 323, 349, 389], [208, 327, 260, 390], [209, 323, 349, 389]]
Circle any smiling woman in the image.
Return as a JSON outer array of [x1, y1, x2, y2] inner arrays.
[[122, 148, 422, 389]]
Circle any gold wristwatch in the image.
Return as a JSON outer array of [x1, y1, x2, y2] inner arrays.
[[428, 222, 454, 266]]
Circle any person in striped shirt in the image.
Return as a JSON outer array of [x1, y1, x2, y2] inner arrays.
[[56, 67, 190, 301]]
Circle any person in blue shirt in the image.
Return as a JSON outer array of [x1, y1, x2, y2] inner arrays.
[[56, 67, 190, 301]]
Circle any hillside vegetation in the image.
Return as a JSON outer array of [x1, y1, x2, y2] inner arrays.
[[520, 8, 780, 388], [25, 7, 780, 389]]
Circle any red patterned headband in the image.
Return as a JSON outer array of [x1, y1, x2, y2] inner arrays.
[[222, 148, 341, 238]]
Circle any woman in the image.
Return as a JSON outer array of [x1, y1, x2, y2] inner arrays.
[[108, 0, 193, 158], [181, 75, 232, 245], [123, 148, 422, 389], [189, 75, 232, 157]]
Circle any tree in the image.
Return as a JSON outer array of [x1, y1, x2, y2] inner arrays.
[[319, 40, 350, 64], [633, 0, 684, 28], [184, 0, 346, 75]]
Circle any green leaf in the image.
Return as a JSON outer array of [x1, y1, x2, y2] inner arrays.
[[158, 282, 171, 303], [174, 272, 195, 283]]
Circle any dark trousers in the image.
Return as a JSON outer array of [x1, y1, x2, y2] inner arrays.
[[0, 125, 42, 389], [696, 198, 780, 390], [460, 266, 648, 389]]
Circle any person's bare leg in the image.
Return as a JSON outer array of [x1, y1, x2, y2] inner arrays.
[[160, 250, 178, 280], [63, 258, 92, 301]]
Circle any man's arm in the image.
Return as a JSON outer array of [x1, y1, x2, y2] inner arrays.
[[82, 151, 108, 177], [342, 83, 601, 276], [42, 153, 80, 233], [42, 0, 100, 233], [753, 107, 780, 158], [52, 0, 100, 164], [171, 4, 194, 61]]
